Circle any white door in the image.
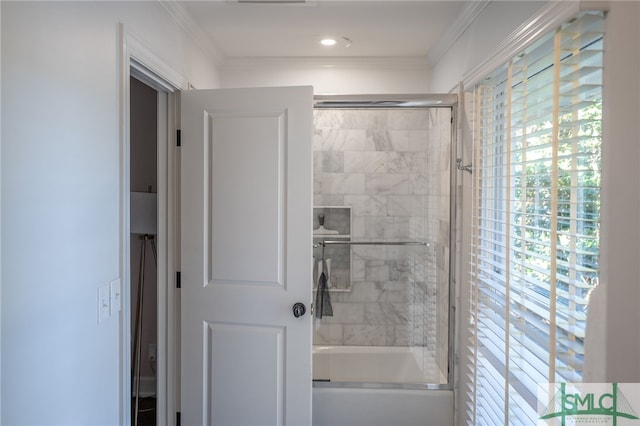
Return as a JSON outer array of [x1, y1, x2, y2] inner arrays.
[[180, 86, 313, 426]]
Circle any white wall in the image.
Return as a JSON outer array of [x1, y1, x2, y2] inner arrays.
[[428, 1, 640, 423], [0, 2, 219, 424], [221, 57, 430, 94], [429, 1, 545, 93], [599, 0, 640, 382]]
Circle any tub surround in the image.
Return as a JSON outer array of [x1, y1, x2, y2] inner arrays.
[[312, 108, 452, 373]]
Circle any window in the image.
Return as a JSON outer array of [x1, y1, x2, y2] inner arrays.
[[467, 12, 604, 425]]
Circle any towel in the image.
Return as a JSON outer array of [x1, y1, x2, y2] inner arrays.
[[315, 258, 333, 319]]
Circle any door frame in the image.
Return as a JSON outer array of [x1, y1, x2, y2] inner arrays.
[[118, 24, 186, 426]]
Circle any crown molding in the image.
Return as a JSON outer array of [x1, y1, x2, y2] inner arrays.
[[221, 56, 430, 71], [158, 1, 224, 66], [427, 0, 491, 67]]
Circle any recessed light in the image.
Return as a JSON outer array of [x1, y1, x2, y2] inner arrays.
[[320, 38, 337, 46]]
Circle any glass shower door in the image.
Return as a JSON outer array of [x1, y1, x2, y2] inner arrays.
[[311, 103, 453, 387]]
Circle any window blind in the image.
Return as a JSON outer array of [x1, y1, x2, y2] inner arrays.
[[467, 12, 604, 425]]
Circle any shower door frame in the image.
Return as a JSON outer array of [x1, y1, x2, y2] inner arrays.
[[312, 94, 459, 391]]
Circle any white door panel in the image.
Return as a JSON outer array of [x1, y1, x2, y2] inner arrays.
[[181, 86, 313, 426], [209, 112, 284, 284]]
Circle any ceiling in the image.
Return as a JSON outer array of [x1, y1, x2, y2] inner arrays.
[[177, 1, 474, 58]]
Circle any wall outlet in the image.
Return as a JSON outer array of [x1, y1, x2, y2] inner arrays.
[[148, 343, 157, 362]]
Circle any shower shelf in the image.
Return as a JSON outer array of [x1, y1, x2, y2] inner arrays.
[[313, 206, 351, 292], [314, 234, 351, 239]]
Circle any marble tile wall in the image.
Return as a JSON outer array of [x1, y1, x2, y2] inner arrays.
[[312, 108, 452, 368], [427, 108, 453, 375]]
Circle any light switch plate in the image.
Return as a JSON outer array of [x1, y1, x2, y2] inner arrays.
[[98, 285, 110, 323], [110, 278, 121, 315]]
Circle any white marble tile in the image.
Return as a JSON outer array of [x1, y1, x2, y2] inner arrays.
[[377, 281, 408, 303], [313, 130, 323, 151], [385, 325, 410, 346], [322, 173, 365, 195], [313, 323, 344, 345], [348, 282, 382, 302], [406, 151, 428, 173], [364, 303, 408, 325], [314, 151, 344, 173], [409, 217, 426, 240], [388, 110, 429, 130], [344, 152, 389, 173], [328, 302, 364, 324], [351, 245, 386, 261], [364, 259, 390, 281], [344, 195, 387, 216], [380, 280, 408, 293], [313, 194, 345, 207], [344, 152, 411, 174], [364, 216, 411, 240], [351, 259, 366, 281], [366, 129, 393, 151], [319, 129, 367, 151], [388, 130, 411, 151], [387, 195, 415, 217], [343, 325, 386, 346], [365, 174, 410, 195], [408, 174, 429, 195], [341, 110, 388, 130], [409, 262, 427, 283], [350, 216, 366, 238], [313, 174, 322, 195], [329, 269, 350, 291], [390, 259, 418, 281], [314, 109, 344, 130], [362, 216, 386, 239], [408, 130, 429, 152], [387, 153, 412, 173], [428, 108, 452, 137]]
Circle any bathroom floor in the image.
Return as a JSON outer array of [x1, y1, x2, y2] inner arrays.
[[132, 397, 156, 426]]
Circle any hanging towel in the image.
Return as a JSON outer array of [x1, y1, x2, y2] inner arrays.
[[315, 258, 333, 319]]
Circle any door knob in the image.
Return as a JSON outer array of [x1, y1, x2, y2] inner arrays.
[[292, 302, 306, 318]]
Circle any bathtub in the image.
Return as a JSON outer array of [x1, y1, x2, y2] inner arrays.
[[312, 345, 445, 384], [312, 345, 453, 426]]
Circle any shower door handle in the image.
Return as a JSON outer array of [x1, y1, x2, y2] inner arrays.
[[292, 302, 306, 318]]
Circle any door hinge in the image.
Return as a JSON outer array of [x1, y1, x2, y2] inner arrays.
[[176, 271, 181, 289], [176, 129, 182, 147], [176, 411, 181, 426]]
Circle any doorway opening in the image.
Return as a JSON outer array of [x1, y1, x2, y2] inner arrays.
[[130, 76, 159, 426], [124, 59, 181, 426]]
